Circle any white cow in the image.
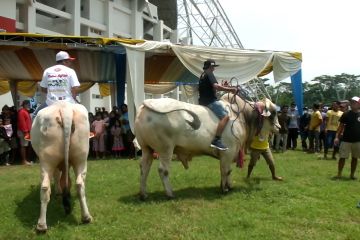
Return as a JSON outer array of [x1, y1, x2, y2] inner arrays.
[[31, 101, 92, 232], [134, 93, 280, 199]]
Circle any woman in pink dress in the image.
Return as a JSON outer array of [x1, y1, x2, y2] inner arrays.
[[91, 113, 106, 159], [110, 119, 125, 158]]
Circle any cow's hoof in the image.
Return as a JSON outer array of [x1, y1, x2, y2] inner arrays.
[[166, 194, 175, 200], [139, 193, 147, 201], [36, 223, 48, 233], [221, 187, 231, 194], [82, 215, 93, 224]]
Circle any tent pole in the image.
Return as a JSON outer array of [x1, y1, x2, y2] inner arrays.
[[9, 80, 18, 108]]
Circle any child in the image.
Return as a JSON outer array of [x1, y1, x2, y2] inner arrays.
[[3, 117, 17, 165], [110, 119, 125, 158], [247, 129, 283, 181], [0, 118, 11, 166], [91, 112, 106, 159]]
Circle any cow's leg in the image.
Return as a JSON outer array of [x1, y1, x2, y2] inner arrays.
[[37, 167, 53, 233], [158, 151, 174, 198], [220, 157, 233, 193], [58, 163, 72, 215], [73, 163, 93, 224], [53, 168, 62, 196], [139, 147, 153, 200]]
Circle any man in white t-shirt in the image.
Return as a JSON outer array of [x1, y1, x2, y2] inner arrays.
[[41, 51, 80, 105], [33, 51, 80, 118]]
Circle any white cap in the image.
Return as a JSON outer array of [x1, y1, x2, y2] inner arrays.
[[350, 96, 360, 103], [56, 51, 75, 62]]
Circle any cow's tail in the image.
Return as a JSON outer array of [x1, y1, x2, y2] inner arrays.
[[58, 106, 74, 215]]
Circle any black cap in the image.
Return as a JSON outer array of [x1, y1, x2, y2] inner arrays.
[[203, 59, 219, 69]]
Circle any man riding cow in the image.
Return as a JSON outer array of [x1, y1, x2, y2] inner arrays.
[[135, 91, 280, 199], [31, 51, 92, 232], [198, 59, 237, 151]]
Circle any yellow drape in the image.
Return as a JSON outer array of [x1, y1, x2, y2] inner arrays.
[[99, 83, 110, 97], [0, 80, 10, 95], [77, 82, 95, 93], [17, 81, 38, 97]]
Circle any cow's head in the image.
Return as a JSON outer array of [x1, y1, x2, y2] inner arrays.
[[255, 98, 280, 134]]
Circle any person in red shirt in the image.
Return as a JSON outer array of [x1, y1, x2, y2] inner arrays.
[[17, 100, 32, 165]]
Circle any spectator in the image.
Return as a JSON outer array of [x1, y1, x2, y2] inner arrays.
[[0, 117, 11, 166], [17, 100, 32, 165], [324, 101, 343, 160], [110, 119, 125, 158], [287, 102, 300, 150], [91, 112, 106, 159], [334, 96, 360, 179], [308, 103, 323, 153], [299, 107, 311, 151], [120, 104, 135, 158], [275, 105, 289, 152], [2, 117, 17, 165], [319, 105, 327, 152]]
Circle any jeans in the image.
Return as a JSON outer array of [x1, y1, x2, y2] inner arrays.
[[308, 130, 320, 152]]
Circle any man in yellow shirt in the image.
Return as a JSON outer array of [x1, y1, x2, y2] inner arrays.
[[324, 101, 343, 159], [247, 130, 283, 180], [308, 103, 323, 153]]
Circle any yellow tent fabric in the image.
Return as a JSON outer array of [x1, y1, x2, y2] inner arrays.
[[0, 80, 9, 95], [99, 83, 111, 97], [0, 33, 142, 97]]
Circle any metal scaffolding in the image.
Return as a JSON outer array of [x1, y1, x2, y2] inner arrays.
[[177, 0, 243, 49]]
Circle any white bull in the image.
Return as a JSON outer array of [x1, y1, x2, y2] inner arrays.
[[31, 102, 92, 232], [134, 93, 280, 199]]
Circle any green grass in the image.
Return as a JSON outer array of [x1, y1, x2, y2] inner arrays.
[[0, 150, 359, 240]]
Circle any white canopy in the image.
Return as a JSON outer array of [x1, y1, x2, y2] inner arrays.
[[122, 41, 302, 130]]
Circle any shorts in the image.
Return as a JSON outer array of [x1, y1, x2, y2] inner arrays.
[[339, 141, 360, 159], [17, 130, 29, 147], [207, 101, 228, 120], [249, 147, 275, 167]]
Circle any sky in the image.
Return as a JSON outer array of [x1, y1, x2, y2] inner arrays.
[[220, 0, 360, 82]]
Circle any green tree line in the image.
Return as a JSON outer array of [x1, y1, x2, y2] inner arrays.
[[261, 73, 360, 107]]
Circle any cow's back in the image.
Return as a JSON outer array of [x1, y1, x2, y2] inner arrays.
[[134, 98, 237, 155], [31, 102, 89, 165]]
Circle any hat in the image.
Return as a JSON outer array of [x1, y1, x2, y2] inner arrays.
[[350, 96, 360, 103], [203, 59, 219, 69], [56, 51, 75, 62]]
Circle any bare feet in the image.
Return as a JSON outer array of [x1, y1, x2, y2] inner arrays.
[[272, 176, 283, 181], [22, 161, 32, 165]]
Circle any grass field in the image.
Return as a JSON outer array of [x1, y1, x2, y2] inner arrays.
[[0, 150, 359, 240]]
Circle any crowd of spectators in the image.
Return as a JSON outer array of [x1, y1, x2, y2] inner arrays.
[[272, 100, 350, 158]]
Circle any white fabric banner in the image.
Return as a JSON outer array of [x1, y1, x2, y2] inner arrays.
[[171, 45, 274, 83], [272, 52, 302, 82], [125, 47, 145, 132]]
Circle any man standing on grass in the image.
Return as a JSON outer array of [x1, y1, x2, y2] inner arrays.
[[308, 103, 323, 153], [334, 96, 360, 179], [324, 101, 343, 160], [247, 129, 283, 181]]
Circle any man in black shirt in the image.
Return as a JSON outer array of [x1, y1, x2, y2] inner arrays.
[[198, 59, 237, 150], [334, 96, 360, 179]]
